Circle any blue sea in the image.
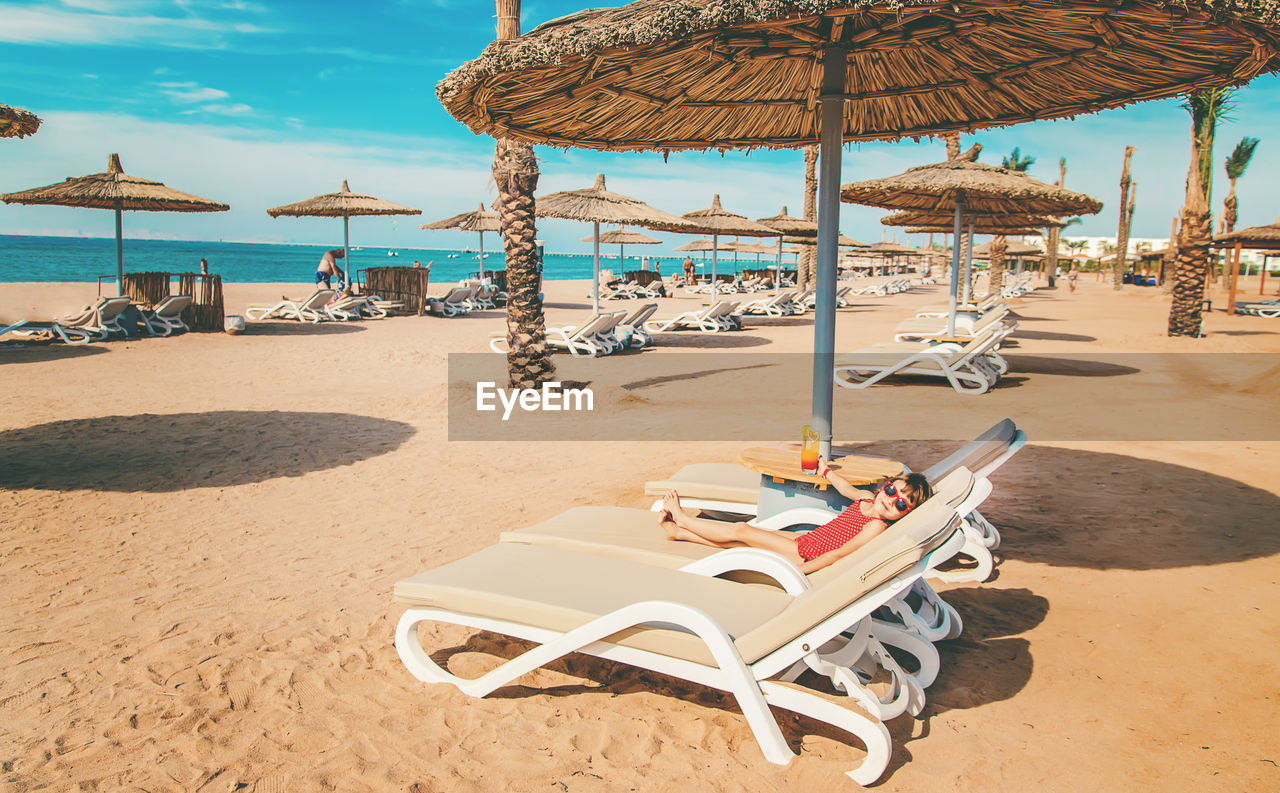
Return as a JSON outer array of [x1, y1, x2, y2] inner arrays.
[[0, 234, 767, 284]]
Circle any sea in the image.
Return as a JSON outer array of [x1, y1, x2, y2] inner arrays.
[[0, 234, 770, 284]]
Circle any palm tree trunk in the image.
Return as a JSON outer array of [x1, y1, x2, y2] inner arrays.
[[988, 236, 1007, 296], [1113, 146, 1135, 290], [799, 145, 817, 289], [1220, 178, 1240, 287], [1168, 120, 1212, 337], [1161, 215, 1179, 293], [494, 0, 555, 387], [944, 133, 960, 161]]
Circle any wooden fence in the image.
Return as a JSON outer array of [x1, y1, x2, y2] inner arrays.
[[122, 271, 224, 332], [365, 266, 432, 316]]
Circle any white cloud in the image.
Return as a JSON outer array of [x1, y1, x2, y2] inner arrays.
[[158, 81, 230, 103], [0, 2, 266, 48]]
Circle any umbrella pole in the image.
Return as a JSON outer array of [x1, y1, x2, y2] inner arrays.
[[479, 230, 485, 269], [962, 220, 975, 305], [114, 205, 124, 296], [811, 47, 846, 460], [592, 221, 601, 314], [775, 236, 783, 294], [711, 233, 719, 305], [948, 202, 963, 338], [343, 215, 351, 290]]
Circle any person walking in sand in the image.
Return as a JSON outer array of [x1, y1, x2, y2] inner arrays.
[[1068, 265, 1079, 293], [683, 256, 696, 285], [316, 248, 346, 289]]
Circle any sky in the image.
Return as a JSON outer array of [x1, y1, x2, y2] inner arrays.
[[2, 0, 1280, 255]]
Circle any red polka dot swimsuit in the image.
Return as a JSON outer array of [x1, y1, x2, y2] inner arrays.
[[794, 499, 878, 562]]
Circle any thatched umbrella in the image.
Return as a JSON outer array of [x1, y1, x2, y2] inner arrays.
[[680, 195, 779, 303], [0, 104, 40, 138], [1215, 215, 1280, 310], [0, 153, 228, 295], [537, 173, 695, 312], [437, 0, 1280, 459], [758, 206, 816, 291], [973, 240, 1043, 258], [422, 202, 501, 266], [845, 157, 1101, 333], [581, 225, 661, 270], [673, 236, 717, 275], [267, 180, 420, 290]]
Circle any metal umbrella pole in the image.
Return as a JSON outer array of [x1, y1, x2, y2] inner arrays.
[[114, 202, 124, 296], [342, 215, 351, 289], [962, 219, 976, 305], [710, 232, 720, 305], [947, 201, 964, 338], [811, 46, 847, 460], [591, 220, 601, 314], [775, 236, 784, 294]]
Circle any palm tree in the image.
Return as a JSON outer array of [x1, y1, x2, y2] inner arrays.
[[945, 132, 961, 161], [988, 148, 1034, 294], [1222, 136, 1260, 235], [1168, 89, 1228, 337], [1113, 146, 1136, 289], [799, 145, 817, 289], [1045, 158, 1067, 286], [494, 0, 555, 386]]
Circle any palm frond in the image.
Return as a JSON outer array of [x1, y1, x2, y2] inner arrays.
[[1224, 136, 1261, 180], [1001, 146, 1035, 172], [1064, 216, 1084, 228]]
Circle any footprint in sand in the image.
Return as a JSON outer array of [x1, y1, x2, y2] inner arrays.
[[250, 772, 290, 793], [225, 681, 256, 711], [287, 668, 326, 711]]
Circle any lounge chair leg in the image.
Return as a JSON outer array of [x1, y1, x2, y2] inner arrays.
[[869, 619, 941, 689], [758, 680, 892, 786]]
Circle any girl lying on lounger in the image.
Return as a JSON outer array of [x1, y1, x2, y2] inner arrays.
[[660, 462, 932, 574]]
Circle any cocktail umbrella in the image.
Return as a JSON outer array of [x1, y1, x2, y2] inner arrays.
[[581, 225, 661, 270], [680, 195, 779, 303], [0, 104, 40, 138], [422, 202, 501, 266], [843, 157, 1101, 334], [0, 153, 228, 295], [758, 206, 816, 291], [1216, 215, 1280, 309], [436, 0, 1279, 458], [267, 180, 420, 291], [537, 173, 696, 313]]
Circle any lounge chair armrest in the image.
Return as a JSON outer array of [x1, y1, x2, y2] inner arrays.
[[679, 548, 808, 594]]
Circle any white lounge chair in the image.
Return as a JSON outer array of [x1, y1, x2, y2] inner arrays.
[[893, 306, 1014, 342], [740, 291, 796, 316], [645, 301, 739, 333], [834, 331, 1004, 395], [55, 296, 133, 339], [245, 289, 335, 322], [617, 302, 659, 348], [395, 480, 974, 785], [140, 295, 193, 336], [1, 319, 94, 345]]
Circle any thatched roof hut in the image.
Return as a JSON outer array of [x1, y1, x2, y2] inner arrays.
[[842, 159, 1102, 216], [435, 0, 1280, 152], [0, 104, 41, 139], [1215, 216, 1280, 250], [421, 203, 500, 232], [267, 180, 420, 218], [673, 236, 717, 252], [973, 240, 1044, 258]]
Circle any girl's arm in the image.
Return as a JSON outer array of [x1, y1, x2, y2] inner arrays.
[[796, 518, 889, 574], [818, 456, 875, 502]]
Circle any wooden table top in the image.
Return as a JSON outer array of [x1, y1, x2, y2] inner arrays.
[[738, 446, 904, 486]]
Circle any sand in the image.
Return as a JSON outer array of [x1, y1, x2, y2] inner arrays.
[[2, 274, 1278, 792]]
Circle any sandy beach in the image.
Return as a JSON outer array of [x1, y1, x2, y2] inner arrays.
[[2, 275, 1279, 792]]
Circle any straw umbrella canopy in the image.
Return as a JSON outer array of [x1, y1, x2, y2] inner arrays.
[[422, 202, 501, 265], [436, 0, 1280, 457], [0, 153, 228, 295], [1214, 215, 1280, 308], [267, 180, 420, 290], [757, 205, 817, 291], [537, 173, 696, 312], [973, 240, 1043, 258], [845, 158, 1101, 334], [679, 194, 779, 303], [581, 225, 662, 270], [888, 210, 1066, 235], [0, 104, 40, 138]]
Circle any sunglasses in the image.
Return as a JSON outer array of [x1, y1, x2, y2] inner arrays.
[[880, 481, 914, 514]]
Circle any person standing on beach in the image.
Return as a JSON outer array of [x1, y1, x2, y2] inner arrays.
[[316, 248, 346, 288], [199, 258, 209, 274], [1068, 265, 1079, 293], [682, 256, 695, 285]]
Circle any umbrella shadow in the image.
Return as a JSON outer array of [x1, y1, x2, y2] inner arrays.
[[651, 334, 773, 349], [742, 316, 812, 328], [858, 441, 1280, 570], [246, 322, 367, 336], [0, 410, 415, 492], [0, 344, 110, 364], [999, 355, 1139, 377], [1010, 329, 1098, 342]]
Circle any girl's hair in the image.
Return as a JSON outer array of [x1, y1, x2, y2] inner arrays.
[[900, 472, 933, 507]]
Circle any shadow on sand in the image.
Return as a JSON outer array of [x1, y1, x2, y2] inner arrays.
[[652, 333, 773, 349], [246, 322, 367, 336], [0, 410, 415, 492], [0, 344, 110, 364]]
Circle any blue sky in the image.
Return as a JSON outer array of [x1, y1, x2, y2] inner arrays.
[[2, 0, 1280, 254]]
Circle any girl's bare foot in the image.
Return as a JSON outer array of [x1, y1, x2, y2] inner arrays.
[[662, 490, 688, 524]]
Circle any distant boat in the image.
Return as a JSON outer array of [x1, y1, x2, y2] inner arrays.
[[447, 253, 460, 259], [387, 250, 398, 257]]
